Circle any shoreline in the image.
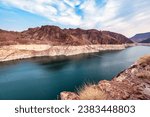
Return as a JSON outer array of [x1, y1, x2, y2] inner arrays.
[[137, 43, 150, 46], [60, 55, 150, 100], [0, 44, 135, 62]]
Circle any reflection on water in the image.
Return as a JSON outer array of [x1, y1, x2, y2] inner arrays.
[[0, 46, 149, 100]]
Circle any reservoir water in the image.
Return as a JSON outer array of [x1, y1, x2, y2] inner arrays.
[[0, 46, 149, 100]]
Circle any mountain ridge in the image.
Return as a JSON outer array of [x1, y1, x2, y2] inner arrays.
[[130, 32, 150, 42], [0, 25, 132, 46], [140, 38, 150, 43]]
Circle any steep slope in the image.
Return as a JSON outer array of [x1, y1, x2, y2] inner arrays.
[[140, 38, 150, 43], [0, 25, 132, 46], [0, 29, 45, 46], [130, 32, 150, 42], [0, 29, 20, 46]]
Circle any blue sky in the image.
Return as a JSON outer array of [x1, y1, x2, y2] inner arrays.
[[0, 0, 150, 37]]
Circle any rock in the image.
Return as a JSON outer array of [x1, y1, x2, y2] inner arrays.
[[60, 91, 79, 100], [0, 44, 127, 62], [0, 25, 134, 62], [0, 25, 133, 46]]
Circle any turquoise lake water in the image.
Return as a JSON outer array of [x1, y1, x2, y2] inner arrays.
[[0, 46, 149, 100]]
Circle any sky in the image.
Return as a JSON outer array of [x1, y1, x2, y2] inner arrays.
[[0, 0, 150, 37]]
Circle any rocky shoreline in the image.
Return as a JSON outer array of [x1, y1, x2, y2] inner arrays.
[[0, 44, 134, 62], [60, 55, 150, 100]]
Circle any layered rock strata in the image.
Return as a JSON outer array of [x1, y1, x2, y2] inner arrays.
[[0, 44, 131, 62]]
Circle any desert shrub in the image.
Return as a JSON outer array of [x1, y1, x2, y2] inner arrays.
[[136, 71, 150, 79], [77, 84, 107, 100], [137, 55, 150, 65]]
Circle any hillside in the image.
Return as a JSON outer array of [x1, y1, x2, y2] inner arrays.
[[140, 38, 150, 43], [0, 25, 132, 46], [60, 55, 150, 100], [130, 32, 150, 42]]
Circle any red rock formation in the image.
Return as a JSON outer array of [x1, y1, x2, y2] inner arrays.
[[0, 29, 20, 46], [0, 25, 133, 46]]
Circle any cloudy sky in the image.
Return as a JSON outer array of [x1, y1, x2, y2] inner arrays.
[[0, 0, 150, 37]]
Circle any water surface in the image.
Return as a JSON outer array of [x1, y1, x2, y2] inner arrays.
[[0, 46, 149, 100]]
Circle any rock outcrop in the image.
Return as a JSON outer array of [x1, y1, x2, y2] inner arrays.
[[60, 55, 150, 100], [60, 91, 80, 100], [0, 25, 132, 46]]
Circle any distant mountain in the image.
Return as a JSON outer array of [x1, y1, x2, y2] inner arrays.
[[130, 32, 150, 42], [0, 25, 132, 46], [140, 38, 150, 43]]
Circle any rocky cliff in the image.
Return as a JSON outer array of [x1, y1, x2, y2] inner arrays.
[[0, 25, 132, 46], [60, 55, 150, 100]]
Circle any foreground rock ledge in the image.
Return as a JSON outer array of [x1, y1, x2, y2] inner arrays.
[[60, 55, 150, 100]]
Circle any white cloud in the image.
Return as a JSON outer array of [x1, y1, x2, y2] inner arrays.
[[0, 0, 150, 37], [1, 0, 82, 25], [100, 0, 150, 37], [63, 0, 81, 8]]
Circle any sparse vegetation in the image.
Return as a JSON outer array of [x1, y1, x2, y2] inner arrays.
[[135, 55, 150, 79], [137, 55, 150, 65], [136, 71, 150, 79], [77, 84, 107, 100]]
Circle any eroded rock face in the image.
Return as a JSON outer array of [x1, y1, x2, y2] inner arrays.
[[0, 44, 128, 62], [0, 25, 132, 46], [60, 55, 150, 100]]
